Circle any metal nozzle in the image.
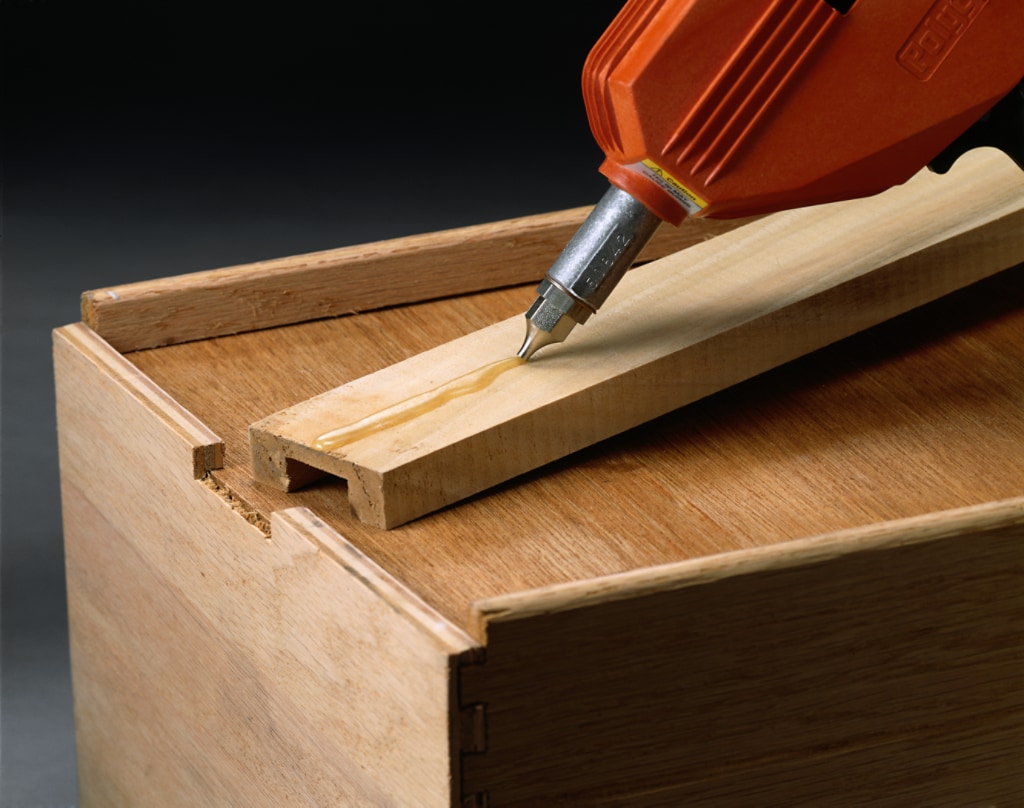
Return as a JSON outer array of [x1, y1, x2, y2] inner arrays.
[[517, 183, 662, 360], [517, 319, 560, 360], [516, 279, 589, 359]]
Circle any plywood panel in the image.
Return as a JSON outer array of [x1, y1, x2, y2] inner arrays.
[[128, 261, 1024, 629]]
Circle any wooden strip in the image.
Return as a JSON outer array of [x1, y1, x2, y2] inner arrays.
[[249, 150, 1024, 529], [82, 205, 755, 352], [55, 325, 479, 805]]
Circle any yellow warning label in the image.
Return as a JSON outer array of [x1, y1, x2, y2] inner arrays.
[[630, 159, 708, 215]]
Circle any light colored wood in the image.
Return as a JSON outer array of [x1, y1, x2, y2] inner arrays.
[[59, 156, 1024, 805], [54, 322, 479, 807], [249, 149, 1024, 528], [81, 205, 756, 352], [460, 500, 1024, 805]]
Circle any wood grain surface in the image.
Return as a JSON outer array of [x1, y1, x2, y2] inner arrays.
[[55, 323, 477, 806], [60, 152, 1024, 804], [461, 502, 1024, 805], [129, 218, 1024, 630], [247, 150, 1024, 528]]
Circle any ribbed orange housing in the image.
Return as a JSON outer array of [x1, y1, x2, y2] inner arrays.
[[585, 0, 1024, 224]]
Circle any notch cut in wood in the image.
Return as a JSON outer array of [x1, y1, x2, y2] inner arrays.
[[250, 150, 1024, 529]]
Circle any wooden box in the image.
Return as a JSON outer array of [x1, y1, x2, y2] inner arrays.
[[55, 194, 1024, 805]]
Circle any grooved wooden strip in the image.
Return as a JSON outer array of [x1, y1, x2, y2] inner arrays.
[[82, 205, 756, 352], [249, 150, 1024, 528]]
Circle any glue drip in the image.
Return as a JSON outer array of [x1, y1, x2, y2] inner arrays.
[[313, 356, 526, 453]]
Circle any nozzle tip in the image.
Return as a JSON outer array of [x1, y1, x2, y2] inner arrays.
[[517, 320, 555, 361], [517, 286, 580, 360]]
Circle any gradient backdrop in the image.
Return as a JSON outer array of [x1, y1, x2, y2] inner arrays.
[[2, 3, 625, 804]]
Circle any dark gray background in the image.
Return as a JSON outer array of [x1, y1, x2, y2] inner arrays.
[[2, 3, 624, 804]]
